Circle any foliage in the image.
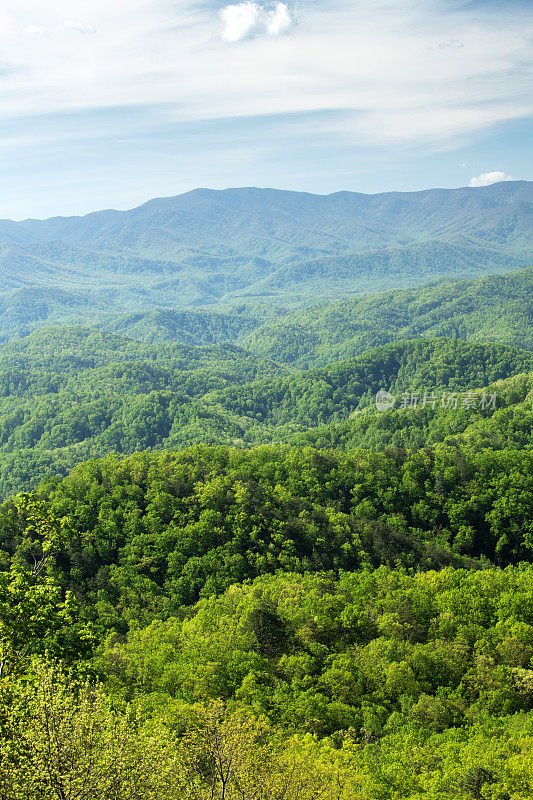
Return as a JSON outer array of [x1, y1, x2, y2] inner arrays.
[[0, 330, 530, 496], [99, 566, 533, 738], [0, 213, 531, 796], [242, 267, 533, 368], [289, 372, 533, 452], [0, 660, 340, 800], [0, 495, 94, 677], [0, 441, 528, 634]]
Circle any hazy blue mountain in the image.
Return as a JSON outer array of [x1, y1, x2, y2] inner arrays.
[[0, 182, 530, 335], [5, 181, 531, 257]]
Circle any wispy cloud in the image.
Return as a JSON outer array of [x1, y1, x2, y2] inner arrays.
[[0, 0, 527, 149], [22, 24, 49, 37], [438, 39, 464, 49], [469, 170, 514, 187], [63, 19, 96, 35], [0, 0, 529, 146], [0, 0, 530, 216]]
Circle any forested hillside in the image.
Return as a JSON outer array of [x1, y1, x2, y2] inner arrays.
[[97, 267, 533, 361], [15, 442, 532, 617], [289, 371, 533, 452], [242, 267, 533, 367], [0, 199, 532, 796], [0, 183, 530, 340], [1, 439, 533, 798], [0, 330, 530, 497]]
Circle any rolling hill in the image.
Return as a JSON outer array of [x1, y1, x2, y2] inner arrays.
[[99, 267, 533, 367], [241, 267, 533, 367], [0, 327, 530, 498], [1, 182, 533, 800]]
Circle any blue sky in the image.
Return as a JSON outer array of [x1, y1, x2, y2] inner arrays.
[[0, 0, 531, 219]]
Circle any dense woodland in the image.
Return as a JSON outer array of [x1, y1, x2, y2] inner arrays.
[[0, 323, 531, 497], [1, 261, 533, 797], [239, 268, 533, 368]]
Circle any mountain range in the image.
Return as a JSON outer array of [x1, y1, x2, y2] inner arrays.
[[0, 181, 531, 339]]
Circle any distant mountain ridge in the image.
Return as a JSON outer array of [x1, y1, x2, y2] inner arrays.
[[5, 180, 532, 250], [0, 181, 531, 332]]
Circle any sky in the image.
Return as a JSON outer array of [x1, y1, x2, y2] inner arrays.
[[0, 0, 531, 219]]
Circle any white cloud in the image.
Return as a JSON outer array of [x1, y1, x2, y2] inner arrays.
[[220, 1, 292, 42], [22, 24, 49, 37], [438, 39, 464, 49], [220, 2, 260, 42], [63, 19, 96, 34], [266, 3, 291, 36], [469, 171, 515, 187]]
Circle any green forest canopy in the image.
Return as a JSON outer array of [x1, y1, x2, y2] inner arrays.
[[0, 329, 530, 496], [1, 261, 533, 797]]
